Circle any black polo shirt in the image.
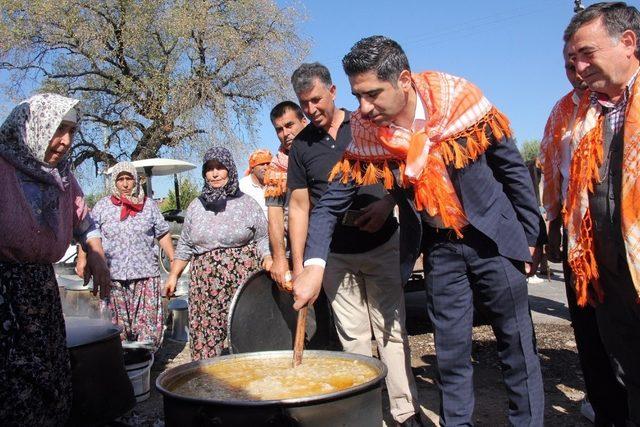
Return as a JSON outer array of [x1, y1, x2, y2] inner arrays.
[[287, 110, 398, 254]]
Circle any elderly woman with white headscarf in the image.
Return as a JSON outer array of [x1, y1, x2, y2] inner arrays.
[[78, 161, 174, 351], [165, 147, 271, 360], [0, 93, 110, 425]]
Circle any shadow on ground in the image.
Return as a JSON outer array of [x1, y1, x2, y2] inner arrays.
[[528, 294, 571, 322]]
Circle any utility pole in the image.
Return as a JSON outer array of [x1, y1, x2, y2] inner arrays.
[[574, 0, 585, 13]]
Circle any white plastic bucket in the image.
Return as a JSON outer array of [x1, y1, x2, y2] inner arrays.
[[125, 352, 154, 402]]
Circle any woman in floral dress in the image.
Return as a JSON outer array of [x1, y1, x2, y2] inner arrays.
[[0, 94, 111, 426], [80, 161, 174, 350], [165, 147, 270, 360]]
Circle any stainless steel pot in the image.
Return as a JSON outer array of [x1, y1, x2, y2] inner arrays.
[[58, 274, 101, 317], [65, 317, 136, 426], [156, 350, 387, 427], [167, 297, 189, 342]]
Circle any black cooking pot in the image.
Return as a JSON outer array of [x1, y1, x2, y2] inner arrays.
[[65, 317, 135, 426], [156, 350, 387, 427]]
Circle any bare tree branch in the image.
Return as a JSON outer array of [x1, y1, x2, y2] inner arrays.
[[0, 0, 308, 172]]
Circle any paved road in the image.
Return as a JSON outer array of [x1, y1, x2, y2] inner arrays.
[[527, 262, 571, 325], [405, 262, 571, 326]]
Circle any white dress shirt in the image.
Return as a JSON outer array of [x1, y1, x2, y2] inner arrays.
[[239, 175, 268, 219]]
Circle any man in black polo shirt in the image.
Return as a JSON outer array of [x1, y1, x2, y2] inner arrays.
[[288, 62, 423, 426]]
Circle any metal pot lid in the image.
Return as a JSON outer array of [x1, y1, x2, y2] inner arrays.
[[227, 271, 335, 354], [65, 316, 122, 348]]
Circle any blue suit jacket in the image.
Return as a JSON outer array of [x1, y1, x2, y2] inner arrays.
[[304, 132, 546, 283]]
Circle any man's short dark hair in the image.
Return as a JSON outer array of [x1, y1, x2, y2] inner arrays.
[[564, 2, 640, 58], [290, 62, 332, 95], [270, 101, 304, 124], [342, 36, 411, 83]]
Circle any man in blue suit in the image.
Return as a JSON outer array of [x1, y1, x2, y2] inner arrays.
[[292, 36, 546, 426]]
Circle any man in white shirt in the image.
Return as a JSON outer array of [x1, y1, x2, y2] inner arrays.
[[239, 148, 271, 218]]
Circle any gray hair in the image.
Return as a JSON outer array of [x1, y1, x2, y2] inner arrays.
[[564, 2, 640, 58], [342, 36, 411, 84], [291, 62, 332, 95]]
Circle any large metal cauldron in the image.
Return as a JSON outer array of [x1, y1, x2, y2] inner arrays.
[[156, 350, 387, 427], [65, 317, 135, 426]]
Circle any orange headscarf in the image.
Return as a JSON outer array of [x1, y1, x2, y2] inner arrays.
[[330, 71, 512, 237], [245, 149, 272, 176]]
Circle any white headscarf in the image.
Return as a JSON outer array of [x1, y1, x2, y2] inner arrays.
[[109, 161, 145, 204], [0, 93, 80, 229], [0, 93, 80, 190]]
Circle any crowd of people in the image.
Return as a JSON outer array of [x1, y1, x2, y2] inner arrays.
[[1, 2, 640, 426]]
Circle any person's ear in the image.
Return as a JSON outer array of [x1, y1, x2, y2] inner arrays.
[[398, 69, 412, 91], [329, 84, 337, 100], [620, 29, 637, 58]]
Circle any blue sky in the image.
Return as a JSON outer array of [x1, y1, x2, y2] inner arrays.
[[257, 0, 579, 152], [0, 0, 599, 196], [252, 0, 587, 159]]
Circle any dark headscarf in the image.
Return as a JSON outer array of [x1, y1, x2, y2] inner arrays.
[[199, 146, 239, 211]]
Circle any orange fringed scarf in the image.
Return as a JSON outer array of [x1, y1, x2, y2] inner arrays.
[[539, 90, 580, 223], [264, 149, 289, 198], [329, 71, 512, 237], [565, 76, 640, 306]]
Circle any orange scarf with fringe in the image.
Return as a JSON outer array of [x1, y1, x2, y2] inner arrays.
[[539, 90, 581, 223], [264, 148, 289, 198], [565, 76, 640, 306], [330, 71, 512, 237]]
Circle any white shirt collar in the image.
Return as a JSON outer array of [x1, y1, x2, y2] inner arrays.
[[391, 90, 427, 132], [414, 93, 426, 124]]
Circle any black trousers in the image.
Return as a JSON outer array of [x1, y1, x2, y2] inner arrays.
[[422, 226, 543, 426], [592, 253, 640, 426], [562, 231, 628, 426]]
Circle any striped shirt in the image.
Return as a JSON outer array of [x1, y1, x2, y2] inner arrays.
[[591, 69, 640, 135]]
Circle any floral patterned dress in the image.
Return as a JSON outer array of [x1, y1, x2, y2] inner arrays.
[[108, 277, 164, 348], [188, 245, 259, 359], [175, 194, 269, 360], [91, 196, 169, 350], [0, 263, 71, 426]]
